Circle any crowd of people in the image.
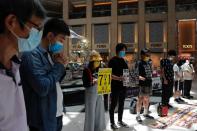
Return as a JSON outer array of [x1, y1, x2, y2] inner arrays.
[[0, 0, 196, 131], [82, 45, 196, 131]]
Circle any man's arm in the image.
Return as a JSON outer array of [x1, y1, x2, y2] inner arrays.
[[20, 52, 65, 97], [160, 60, 168, 84], [111, 75, 123, 81]]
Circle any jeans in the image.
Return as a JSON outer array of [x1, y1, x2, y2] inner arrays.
[[29, 116, 63, 131]]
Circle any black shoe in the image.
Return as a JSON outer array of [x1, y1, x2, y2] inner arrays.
[[178, 98, 185, 102], [175, 98, 185, 104], [143, 114, 154, 119], [183, 96, 191, 99], [111, 124, 118, 130], [189, 95, 194, 99], [167, 104, 173, 108], [178, 98, 184, 102], [117, 121, 129, 128], [186, 96, 192, 99], [136, 116, 143, 123], [175, 98, 181, 103]]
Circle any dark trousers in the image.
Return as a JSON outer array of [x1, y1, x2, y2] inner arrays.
[[183, 80, 192, 97], [109, 88, 126, 124], [104, 94, 109, 111], [56, 115, 63, 131], [174, 81, 183, 91], [29, 116, 63, 131], [162, 82, 173, 105], [29, 126, 40, 131]]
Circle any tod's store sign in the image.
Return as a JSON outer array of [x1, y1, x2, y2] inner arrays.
[[178, 20, 195, 51], [182, 44, 193, 49]]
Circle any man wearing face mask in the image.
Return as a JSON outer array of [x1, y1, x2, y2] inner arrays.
[[108, 43, 129, 130], [20, 18, 70, 131], [182, 59, 195, 99], [160, 50, 177, 108], [0, 0, 45, 131], [135, 48, 154, 123]]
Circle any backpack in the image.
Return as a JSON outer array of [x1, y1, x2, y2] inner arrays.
[[157, 103, 168, 117], [129, 98, 144, 114]]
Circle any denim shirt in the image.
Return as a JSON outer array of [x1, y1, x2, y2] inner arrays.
[[20, 45, 65, 131], [0, 56, 28, 131]]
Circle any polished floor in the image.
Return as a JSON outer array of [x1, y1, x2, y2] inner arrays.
[[62, 80, 197, 131]]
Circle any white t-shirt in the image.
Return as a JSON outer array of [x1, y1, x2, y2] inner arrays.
[[0, 61, 28, 131], [173, 64, 183, 81], [182, 63, 195, 80], [47, 54, 64, 117], [56, 82, 64, 117]]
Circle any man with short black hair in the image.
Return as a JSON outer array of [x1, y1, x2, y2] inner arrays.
[[160, 50, 177, 108], [108, 43, 129, 130], [0, 0, 46, 130], [20, 18, 70, 131]]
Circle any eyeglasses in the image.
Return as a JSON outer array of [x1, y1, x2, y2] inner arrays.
[[19, 19, 43, 31], [27, 20, 43, 31]]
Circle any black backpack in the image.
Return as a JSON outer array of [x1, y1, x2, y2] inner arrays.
[[129, 98, 144, 114], [129, 98, 137, 114]]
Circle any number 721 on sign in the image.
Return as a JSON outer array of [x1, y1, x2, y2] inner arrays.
[[97, 68, 112, 95]]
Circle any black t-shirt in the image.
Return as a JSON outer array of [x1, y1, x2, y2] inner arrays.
[[138, 60, 152, 87], [108, 56, 128, 89], [160, 59, 174, 82]]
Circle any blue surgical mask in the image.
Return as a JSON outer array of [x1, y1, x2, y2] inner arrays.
[[119, 51, 126, 58], [11, 27, 42, 52], [49, 41, 64, 54], [27, 28, 43, 48]]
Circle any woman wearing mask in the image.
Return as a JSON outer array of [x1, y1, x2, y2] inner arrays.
[[136, 48, 154, 123], [82, 50, 106, 131]]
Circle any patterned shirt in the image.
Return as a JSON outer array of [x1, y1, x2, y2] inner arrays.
[[160, 59, 174, 82]]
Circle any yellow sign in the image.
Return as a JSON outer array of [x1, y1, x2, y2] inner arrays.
[[97, 68, 112, 95]]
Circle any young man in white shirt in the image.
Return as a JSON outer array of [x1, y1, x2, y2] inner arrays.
[[173, 60, 185, 103], [182, 59, 195, 99]]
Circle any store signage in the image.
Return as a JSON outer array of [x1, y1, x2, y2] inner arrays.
[[125, 44, 134, 48], [182, 45, 193, 49], [94, 44, 109, 49], [97, 44, 106, 48], [150, 43, 163, 48]]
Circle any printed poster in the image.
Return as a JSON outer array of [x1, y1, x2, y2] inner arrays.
[[97, 68, 112, 95]]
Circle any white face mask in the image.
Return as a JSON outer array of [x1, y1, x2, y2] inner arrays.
[[168, 56, 174, 61], [11, 27, 43, 52], [186, 60, 190, 64]]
